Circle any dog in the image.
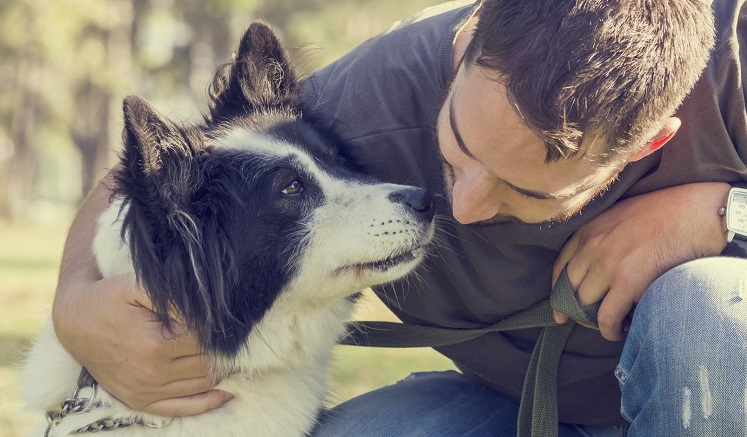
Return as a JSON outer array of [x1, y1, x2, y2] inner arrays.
[[20, 22, 435, 436]]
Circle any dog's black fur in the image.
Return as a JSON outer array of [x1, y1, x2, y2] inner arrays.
[[113, 23, 364, 356]]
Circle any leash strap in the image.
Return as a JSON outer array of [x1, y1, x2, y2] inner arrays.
[[339, 265, 601, 437]]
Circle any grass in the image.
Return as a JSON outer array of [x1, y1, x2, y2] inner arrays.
[[0, 221, 67, 436], [0, 220, 455, 436]]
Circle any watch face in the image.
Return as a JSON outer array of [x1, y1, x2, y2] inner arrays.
[[727, 188, 747, 235]]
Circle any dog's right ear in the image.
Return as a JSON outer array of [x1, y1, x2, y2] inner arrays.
[[208, 22, 299, 122]]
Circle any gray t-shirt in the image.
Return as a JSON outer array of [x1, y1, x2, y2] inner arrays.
[[301, 0, 747, 425]]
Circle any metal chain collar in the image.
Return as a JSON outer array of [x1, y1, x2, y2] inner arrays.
[[44, 374, 157, 436]]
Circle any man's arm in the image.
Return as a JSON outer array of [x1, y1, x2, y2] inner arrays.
[[52, 179, 231, 416], [552, 182, 730, 340]]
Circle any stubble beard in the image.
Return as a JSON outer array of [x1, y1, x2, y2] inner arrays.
[[438, 158, 611, 227]]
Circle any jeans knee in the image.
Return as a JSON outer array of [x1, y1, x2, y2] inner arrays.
[[619, 257, 747, 435], [636, 257, 747, 328]]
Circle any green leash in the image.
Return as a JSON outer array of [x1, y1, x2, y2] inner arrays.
[[340, 265, 600, 437]]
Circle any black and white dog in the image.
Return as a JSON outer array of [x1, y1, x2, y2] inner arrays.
[[21, 23, 434, 436]]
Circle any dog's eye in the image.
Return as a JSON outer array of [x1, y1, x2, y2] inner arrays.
[[281, 180, 304, 195]]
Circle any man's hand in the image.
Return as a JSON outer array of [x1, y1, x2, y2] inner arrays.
[[51, 180, 230, 416], [552, 182, 730, 341], [53, 274, 232, 416]]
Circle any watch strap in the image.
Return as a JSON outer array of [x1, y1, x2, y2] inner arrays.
[[723, 180, 747, 257]]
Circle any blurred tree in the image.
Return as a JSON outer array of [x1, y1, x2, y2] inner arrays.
[[0, 0, 43, 218], [0, 0, 440, 221], [0, 0, 141, 217], [72, 0, 137, 195]]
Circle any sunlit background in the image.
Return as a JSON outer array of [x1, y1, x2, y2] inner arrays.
[[0, 0, 457, 434]]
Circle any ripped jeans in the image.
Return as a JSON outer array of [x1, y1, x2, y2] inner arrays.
[[315, 257, 747, 436], [617, 256, 747, 435]]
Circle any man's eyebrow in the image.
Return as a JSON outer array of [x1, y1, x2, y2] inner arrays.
[[503, 180, 576, 200], [448, 96, 477, 160], [447, 95, 578, 201]]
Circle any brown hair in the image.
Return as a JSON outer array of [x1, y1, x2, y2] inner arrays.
[[464, 0, 715, 162]]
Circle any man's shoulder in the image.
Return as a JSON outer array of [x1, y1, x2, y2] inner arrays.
[[300, 1, 475, 143], [381, 0, 476, 35]]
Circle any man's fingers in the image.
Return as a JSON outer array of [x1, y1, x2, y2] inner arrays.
[[596, 270, 650, 341], [552, 234, 581, 286], [553, 310, 569, 325], [574, 267, 610, 307], [141, 390, 234, 417], [596, 288, 636, 341], [127, 355, 213, 393], [552, 235, 583, 325], [114, 375, 221, 412], [157, 375, 219, 399], [168, 354, 212, 381], [553, 254, 606, 327]]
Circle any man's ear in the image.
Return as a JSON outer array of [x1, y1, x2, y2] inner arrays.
[[629, 117, 681, 162]]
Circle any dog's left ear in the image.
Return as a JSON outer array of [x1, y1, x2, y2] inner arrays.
[[118, 95, 203, 205], [209, 22, 299, 122]]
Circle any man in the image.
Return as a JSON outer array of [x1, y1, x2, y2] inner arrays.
[[53, 0, 747, 435]]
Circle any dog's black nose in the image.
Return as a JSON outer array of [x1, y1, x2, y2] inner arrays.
[[388, 187, 434, 222]]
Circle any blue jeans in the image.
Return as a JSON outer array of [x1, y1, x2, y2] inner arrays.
[[314, 257, 747, 436], [618, 257, 747, 435]]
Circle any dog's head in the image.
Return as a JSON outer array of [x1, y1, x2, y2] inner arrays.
[[110, 23, 434, 357]]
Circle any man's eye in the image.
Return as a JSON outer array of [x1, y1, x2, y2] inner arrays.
[[281, 180, 304, 195]]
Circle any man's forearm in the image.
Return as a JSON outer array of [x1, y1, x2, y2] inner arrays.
[[52, 177, 112, 344]]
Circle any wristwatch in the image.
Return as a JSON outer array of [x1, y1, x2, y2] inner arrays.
[[722, 181, 747, 257]]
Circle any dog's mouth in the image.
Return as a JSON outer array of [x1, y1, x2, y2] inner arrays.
[[352, 245, 427, 272]]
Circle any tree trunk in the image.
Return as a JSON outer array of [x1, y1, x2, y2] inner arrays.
[[3, 46, 42, 219]]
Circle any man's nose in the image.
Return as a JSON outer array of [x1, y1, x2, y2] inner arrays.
[[451, 175, 500, 224]]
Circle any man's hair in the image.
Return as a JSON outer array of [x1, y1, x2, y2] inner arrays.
[[464, 0, 715, 162]]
